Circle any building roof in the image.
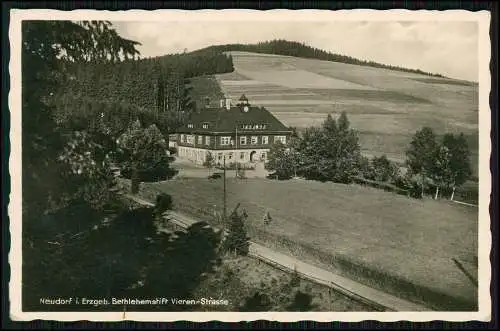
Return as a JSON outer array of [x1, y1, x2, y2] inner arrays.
[[177, 105, 291, 134], [238, 94, 248, 102]]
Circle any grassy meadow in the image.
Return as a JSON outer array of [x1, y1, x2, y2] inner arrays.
[[215, 51, 479, 173], [136, 177, 478, 310]]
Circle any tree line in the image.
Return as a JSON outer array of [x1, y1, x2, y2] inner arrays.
[[266, 112, 472, 201], [201, 39, 447, 78]]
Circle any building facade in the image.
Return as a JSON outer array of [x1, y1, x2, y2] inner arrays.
[[175, 94, 292, 166]]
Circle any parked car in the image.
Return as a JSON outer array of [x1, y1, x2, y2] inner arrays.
[[208, 172, 223, 180]]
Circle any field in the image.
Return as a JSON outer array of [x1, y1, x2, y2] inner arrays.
[[215, 51, 479, 173], [137, 177, 478, 310]]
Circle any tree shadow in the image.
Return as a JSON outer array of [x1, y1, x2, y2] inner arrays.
[[286, 291, 317, 312], [239, 291, 272, 312], [23, 201, 222, 311]]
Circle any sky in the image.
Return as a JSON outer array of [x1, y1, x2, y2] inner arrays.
[[112, 20, 478, 81]]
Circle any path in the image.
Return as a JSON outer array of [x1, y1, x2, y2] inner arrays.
[[124, 194, 432, 312]]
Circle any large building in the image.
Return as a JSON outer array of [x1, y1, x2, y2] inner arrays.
[[175, 94, 293, 166]]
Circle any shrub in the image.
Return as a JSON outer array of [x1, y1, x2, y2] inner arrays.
[[168, 146, 177, 155], [286, 291, 315, 311], [155, 193, 173, 215]]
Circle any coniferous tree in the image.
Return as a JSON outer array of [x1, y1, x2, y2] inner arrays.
[[223, 211, 250, 256]]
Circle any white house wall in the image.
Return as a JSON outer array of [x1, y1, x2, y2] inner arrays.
[[177, 146, 270, 166]]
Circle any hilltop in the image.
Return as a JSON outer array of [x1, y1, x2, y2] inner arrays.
[[193, 39, 468, 80], [213, 50, 479, 175]]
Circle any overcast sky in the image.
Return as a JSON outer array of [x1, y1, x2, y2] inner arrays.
[[112, 20, 478, 81]]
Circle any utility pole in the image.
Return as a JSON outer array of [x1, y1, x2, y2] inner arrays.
[[235, 125, 239, 177], [223, 155, 227, 222]]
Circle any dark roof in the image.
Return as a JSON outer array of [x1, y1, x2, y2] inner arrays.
[[177, 105, 291, 133], [239, 94, 248, 101]]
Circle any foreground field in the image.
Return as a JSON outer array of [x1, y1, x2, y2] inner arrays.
[[138, 177, 478, 310], [215, 51, 479, 173]]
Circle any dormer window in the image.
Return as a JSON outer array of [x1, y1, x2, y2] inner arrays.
[[187, 123, 194, 129], [202, 123, 209, 129]]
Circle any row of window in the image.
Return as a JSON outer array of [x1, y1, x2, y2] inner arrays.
[[220, 151, 267, 161], [177, 147, 267, 162], [240, 124, 267, 130], [186, 123, 267, 130], [179, 134, 286, 146], [187, 123, 210, 129]]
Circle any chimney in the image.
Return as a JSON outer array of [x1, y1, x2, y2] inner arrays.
[[220, 99, 225, 108], [225, 98, 231, 110]]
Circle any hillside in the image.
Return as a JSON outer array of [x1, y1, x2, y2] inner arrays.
[[200, 40, 452, 79], [58, 47, 234, 132], [214, 51, 479, 174]]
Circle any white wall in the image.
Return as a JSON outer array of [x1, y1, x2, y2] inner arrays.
[[177, 146, 270, 165]]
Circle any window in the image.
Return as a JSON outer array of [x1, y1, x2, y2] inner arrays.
[[220, 136, 231, 146], [218, 153, 223, 161], [205, 136, 211, 145], [251, 136, 258, 145], [202, 122, 209, 129], [239, 136, 247, 145], [187, 123, 194, 129], [261, 136, 269, 145], [180, 134, 186, 143], [240, 152, 245, 160], [228, 152, 233, 160], [186, 135, 194, 144], [274, 136, 286, 144], [197, 135, 203, 145], [261, 152, 266, 160]]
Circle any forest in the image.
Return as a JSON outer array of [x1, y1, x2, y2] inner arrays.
[[57, 47, 234, 133]]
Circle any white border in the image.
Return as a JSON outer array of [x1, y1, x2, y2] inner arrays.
[[8, 9, 492, 322]]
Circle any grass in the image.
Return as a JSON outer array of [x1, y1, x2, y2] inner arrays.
[[194, 254, 374, 311], [135, 177, 478, 310], [215, 51, 479, 176]]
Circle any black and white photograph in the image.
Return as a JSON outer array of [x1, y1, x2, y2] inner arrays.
[[8, 8, 492, 322]]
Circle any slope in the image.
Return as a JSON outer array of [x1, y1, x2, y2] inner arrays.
[[215, 51, 479, 174]]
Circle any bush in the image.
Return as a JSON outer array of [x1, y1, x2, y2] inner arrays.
[[239, 291, 272, 311], [168, 146, 177, 155], [117, 121, 177, 183], [286, 291, 315, 311], [155, 193, 173, 214]]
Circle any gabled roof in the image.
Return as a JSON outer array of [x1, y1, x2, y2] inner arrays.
[[177, 105, 291, 133], [238, 94, 248, 102]]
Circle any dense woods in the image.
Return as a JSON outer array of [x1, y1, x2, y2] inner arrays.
[[57, 47, 233, 133], [202, 39, 446, 78]]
